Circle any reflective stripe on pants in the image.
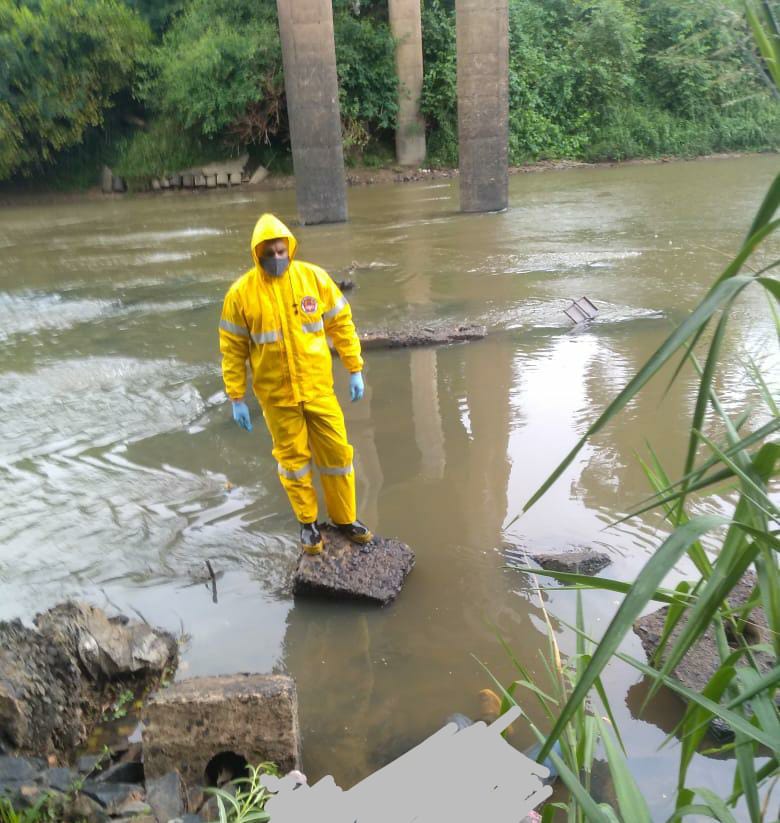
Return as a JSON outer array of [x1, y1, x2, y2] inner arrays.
[[262, 393, 356, 525]]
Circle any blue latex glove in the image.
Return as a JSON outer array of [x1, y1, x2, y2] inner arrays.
[[350, 372, 364, 402], [231, 400, 252, 431]]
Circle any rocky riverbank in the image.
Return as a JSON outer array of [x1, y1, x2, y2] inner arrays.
[[0, 603, 302, 822], [1, 151, 772, 207]]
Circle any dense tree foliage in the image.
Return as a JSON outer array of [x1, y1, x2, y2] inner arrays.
[[0, 0, 150, 179], [422, 0, 780, 164], [0, 0, 777, 184]]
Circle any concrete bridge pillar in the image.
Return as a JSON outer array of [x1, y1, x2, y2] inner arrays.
[[388, 0, 426, 167], [455, 0, 509, 212], [276, 0, 348, 224]]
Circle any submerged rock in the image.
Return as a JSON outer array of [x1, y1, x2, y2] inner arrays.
[[531, 549, 611, 577], [0, 602, 177, 758], [633, 572, 777, 739], [294, 525, 415, 606], [358, 323, 487, 350]]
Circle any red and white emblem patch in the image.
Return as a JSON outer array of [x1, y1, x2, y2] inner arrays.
[[301, 296, 318, 314]]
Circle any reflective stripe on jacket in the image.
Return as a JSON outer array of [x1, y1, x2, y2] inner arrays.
[[219, 213, 363, 407]]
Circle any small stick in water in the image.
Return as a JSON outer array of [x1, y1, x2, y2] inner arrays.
[[205, 559, 218, 604]]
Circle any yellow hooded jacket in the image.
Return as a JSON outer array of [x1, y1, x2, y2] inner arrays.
[[219, 213, 363, 408]]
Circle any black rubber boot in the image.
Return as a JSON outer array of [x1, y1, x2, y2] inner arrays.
[[334, 519, 373, 545], [300, 521, 324, 555]]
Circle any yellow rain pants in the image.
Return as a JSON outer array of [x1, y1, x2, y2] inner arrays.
[[263, 395, 356, 525]]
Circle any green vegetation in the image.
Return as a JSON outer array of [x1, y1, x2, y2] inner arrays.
[[0, 0, 150, 180], [0, 0, 778, 185], [204, 762, 280, 823], [0, 796, 51, 823], [485, 11, 780, 814]]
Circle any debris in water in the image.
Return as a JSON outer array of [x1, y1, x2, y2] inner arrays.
[[563, 296, 598, 324]]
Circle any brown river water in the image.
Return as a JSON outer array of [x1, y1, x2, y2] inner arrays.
[[0, 155, 778, 819]]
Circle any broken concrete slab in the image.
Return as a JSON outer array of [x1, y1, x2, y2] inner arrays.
[[0, 603, 177, 758], [201, 153, 249, 179], [101, 166, 114, 194], [358, 323, 487, 350], [294, 525, 415, 606], [143, 674, 300, 786], [634, 572, 777, 738], [248, 165, 269, 185], [531, 549, 611, 577]]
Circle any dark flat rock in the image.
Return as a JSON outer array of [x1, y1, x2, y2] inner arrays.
[[39, 766, 77, 792], [358, 324, 487, 350], [634, 572, 777, 739], [95, 759, 144, 785], [77, 754, 104, 776], [80, 780, 145, 813], [294, 526, 414, 606], [531, 549, 611, 577], [0, 756, 43, 784], [145, 770, 187, 822]]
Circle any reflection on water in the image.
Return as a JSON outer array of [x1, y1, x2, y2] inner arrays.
[[1, 156, 778, 819]]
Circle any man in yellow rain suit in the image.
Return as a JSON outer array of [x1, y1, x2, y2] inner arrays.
[[219, 213, 373, 555]]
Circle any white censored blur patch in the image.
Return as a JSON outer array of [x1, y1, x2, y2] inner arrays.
[[261, 706, 552, 822]]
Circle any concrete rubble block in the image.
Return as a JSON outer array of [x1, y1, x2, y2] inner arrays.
[[294, 526, 415, 606], [194, 175, 206, 188], [531, 549, 611, 577], [216, 172, 229, 187], [170, 174, 182, 188], [143, 674, 301, 786], [182, 173, 195, 189], [160, 177, 171, 189], [357, 323, 487, 350], [634, 572, 777, 738], [101, 166, 114, 194], [145, 770, 187, 822], [112, 175, 126, 193], [200, 153, 249, 179], [151, 179, 161, 191], [228, 171, 242, 185], [206, 175, 217, 189], [248, 165, 269, 185]]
